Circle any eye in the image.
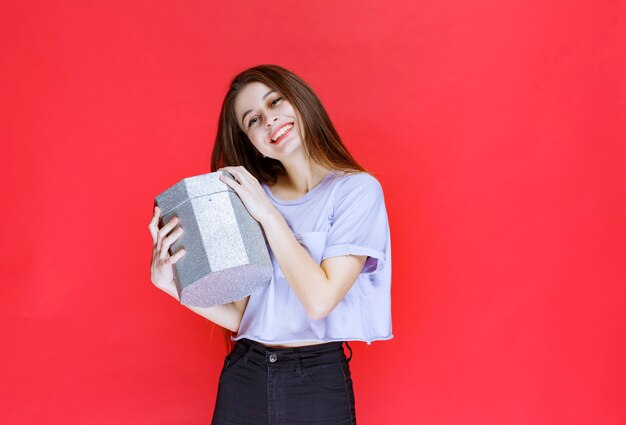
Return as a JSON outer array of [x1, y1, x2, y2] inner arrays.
[[247, 116, 259, 128], [271, 97, 283, 106]]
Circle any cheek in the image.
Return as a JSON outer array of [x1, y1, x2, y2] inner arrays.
[[248, 130, 267, 149], [283, 104, 297, 117], [275, 99, 294, 114]]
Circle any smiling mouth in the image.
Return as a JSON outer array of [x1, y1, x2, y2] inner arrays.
[[271, 123, 294, 143]]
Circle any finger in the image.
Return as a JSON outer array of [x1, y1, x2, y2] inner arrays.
[[160, 227, 183, 260], [220, 167, 242, 184], [224, 169, 255, 191], [169, 248, 186, 264], [236, 165, 256, 180], [219, 166, 250, 184], [218, 166, 239, 174], [233, 166, 256, 185], [156, 220, 178, 254], [148, 206, 160, 243], [156, 216, 180, 252], [219, 172, 241, 192]]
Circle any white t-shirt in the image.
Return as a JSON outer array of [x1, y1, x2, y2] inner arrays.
[[234, 170, 393, 345]]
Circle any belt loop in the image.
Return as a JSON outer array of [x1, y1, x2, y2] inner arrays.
[[344, 341, 353, 363], [294, 350, 303, 376], [242, 340, 254, 367]]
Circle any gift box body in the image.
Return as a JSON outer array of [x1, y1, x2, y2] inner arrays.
[[155, 171, 272, 307]]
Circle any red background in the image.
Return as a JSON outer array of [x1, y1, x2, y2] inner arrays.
[[2, 1, 625, 424]]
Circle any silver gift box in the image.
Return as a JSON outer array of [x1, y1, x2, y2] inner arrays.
[[155, 171, 273, 307]]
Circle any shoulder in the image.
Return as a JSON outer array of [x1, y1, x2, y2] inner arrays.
[[333, 171, 383, 191], [331, 171, 384, 200]]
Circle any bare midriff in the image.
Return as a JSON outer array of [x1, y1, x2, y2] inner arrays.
[[261, 340, 330, 348]]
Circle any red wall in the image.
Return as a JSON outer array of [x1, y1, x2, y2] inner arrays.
[[2, 1, 625, 424]]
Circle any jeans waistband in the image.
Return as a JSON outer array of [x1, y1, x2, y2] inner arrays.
[[233, 338, 352, 368]]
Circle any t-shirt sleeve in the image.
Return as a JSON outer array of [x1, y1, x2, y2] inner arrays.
[[321, 173, 390, 274]]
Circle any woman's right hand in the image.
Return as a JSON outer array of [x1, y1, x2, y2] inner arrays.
[[148, 206, 186, 300]]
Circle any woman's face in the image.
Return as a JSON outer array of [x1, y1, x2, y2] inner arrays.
[[233, 82, 304, 160]]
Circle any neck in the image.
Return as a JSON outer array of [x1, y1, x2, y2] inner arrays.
[[277, 152, 329, 197]]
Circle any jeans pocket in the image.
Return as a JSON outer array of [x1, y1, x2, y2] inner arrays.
[[220, 351, 244, 379], [301, 360, 347, 392]]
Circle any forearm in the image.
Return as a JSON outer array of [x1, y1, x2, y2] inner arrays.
[[184, 299, 247, 333], [260, 211, 330, 319], [167, 287, 247, 332], [214, 166, 365, 320]]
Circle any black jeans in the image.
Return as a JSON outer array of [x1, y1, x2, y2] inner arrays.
[[212, 338, 356, 425]]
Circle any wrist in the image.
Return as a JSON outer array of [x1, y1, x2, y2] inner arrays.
[[259, 207, 283, 229]]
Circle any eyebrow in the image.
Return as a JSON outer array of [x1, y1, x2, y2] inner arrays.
[[240, 90, 276, 126]]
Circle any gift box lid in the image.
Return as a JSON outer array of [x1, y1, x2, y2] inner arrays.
[[156, 171, 235, 216]]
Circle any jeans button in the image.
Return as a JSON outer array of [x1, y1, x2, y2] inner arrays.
[[269, 353, 278, 363]]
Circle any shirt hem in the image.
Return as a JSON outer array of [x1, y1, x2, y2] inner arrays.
[[231, 333, 394, 346]]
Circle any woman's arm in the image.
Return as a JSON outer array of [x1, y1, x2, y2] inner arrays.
[[149, 206, 248, 332], [154, 265, 248, 332], [183, 296, 249, 332], [261, 213, 366, 320], [217, 167, 369, 321]]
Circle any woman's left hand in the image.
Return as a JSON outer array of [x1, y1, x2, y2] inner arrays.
[[218, 166, 278, 225]]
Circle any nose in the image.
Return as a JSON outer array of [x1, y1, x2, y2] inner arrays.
[[266, 115, 278, 128]]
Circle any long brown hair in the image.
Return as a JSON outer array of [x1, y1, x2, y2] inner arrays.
[[211, 64, 367, 350], [211, 64, 366, 181]]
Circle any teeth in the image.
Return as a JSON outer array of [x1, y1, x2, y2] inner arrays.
[[272, 124, 293, 142]]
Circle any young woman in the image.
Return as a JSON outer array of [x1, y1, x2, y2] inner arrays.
[[149, 65, 392, 424]]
